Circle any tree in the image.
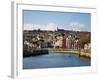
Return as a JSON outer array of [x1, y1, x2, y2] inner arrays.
[[79, 32, 91, 48]]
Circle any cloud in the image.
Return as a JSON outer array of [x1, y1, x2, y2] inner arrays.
[[24, 22, 89, 32], [24, 23, 58, 31], [68, 22, 87, 31], [24, 24, 34, 30], [45, 23, 58, 31]]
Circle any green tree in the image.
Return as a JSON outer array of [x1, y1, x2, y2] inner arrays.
[[79, 32, 91, 48]]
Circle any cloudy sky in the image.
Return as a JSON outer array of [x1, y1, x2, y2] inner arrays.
[[23, 10, 91, 32]]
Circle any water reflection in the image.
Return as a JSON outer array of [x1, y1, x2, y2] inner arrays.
[[23, 53, 90, 69]]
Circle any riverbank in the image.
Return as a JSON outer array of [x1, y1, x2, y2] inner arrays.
[[23, 49, 48, 57], [23, 48, 91, 58], [79, 52, 91, 58], [48, 49, 91, 58]]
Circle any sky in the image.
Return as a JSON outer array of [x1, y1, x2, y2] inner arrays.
[[23, 10, 91, 32]]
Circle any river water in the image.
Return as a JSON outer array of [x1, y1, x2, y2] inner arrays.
[[23, 53, 90, 69]]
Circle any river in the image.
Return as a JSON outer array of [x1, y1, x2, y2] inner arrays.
[[23, 53, 90, 69]]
